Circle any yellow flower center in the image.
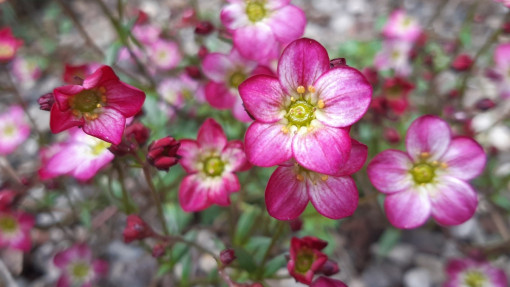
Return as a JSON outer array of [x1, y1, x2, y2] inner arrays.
[[3, 124, 16, 136], [69, 87, 107, 121], [246, 1, 266, 22], [91, 139, 111, 156], [0, 43, 14, 58], [204, 156, 225, 176], [229, 71, 247, 88], [295, 249, 314, 274], [71, 262, 90, 280], [464, 270, 486, 287], [0, 215, 18, 233]]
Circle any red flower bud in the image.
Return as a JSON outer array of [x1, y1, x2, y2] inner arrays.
[[220, 249, 236, 266], [198, 45, 209, 59], [383, 127, 401, 144], [362, 67, 379, 87], [185, 66, 202, 79], [451, 54, 473, 71], [195, 21, 214, 35], [123, 215, 154, 243], [317, 259, 340, 276], [288, 217, 303, 232], [152, 242, 169, 258], [38, 93, 55, 111], [503, 22, 510, 34], [125, 122, 150, 146], [0, 189, 17, 211], [147, 137, 181, 171], [475, 98, 496, 111]]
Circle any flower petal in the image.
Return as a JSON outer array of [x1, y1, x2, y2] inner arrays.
[[178, 139, 201, 173], [430, 176, 478, 226], [208, 173, 239, 206], [314, 67, 372, 128], [220, 2, 250, 30], [440, 137, 486, 181], [232, 95, 253, 122], [265, 166, 308, 220], [244, 121, 292, 167], [53, 85, 84, 111], [202, 52, 234, 82], [311, 276, 348, 287], [102, 81, 146, 117], [308, 175, 358, 219], [384, 188, 431, 229], [71, 152, 114, 181], [205, 82, 236, 109], [367, 149, 413, 194], [406, 115, 451, 161], [178, 174, 211, 212], [292, 124, 351, 175], [277, 38, 330, 94], [335, 139, 367, 176], [50, 104, 84, 134], [233, 24, 279, 62], [266, 5, 305, 44], [82, 107, 125, 145], [239, 75, 286, 123], [222, 140, 250, 172], [197, 118, 227, 151], [82, 65, 118, 89]]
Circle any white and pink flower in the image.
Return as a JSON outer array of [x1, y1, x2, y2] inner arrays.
[[11, 56, 41, 84], [239, 38, 372, 175], [493, 43, 510, 98], [0, 105, 30, 155], [39, 128, 115, 181], [53, 244, 108, 287], [0, 27, 23, 62], [178, 118, 250, 212], [382, 9, 422, 43], [375, 40, 413, 76], [148, 39, 181, 71], [444, 257, 508, 287], [220, 0, 306, 62], [0, 210, 34, 252], [367, 115, 486, 229]]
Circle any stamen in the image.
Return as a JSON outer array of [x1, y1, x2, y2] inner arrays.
[[281, 126, 289, 134], [321, 175, 328, 181], [296, 86, 305, 94], [419, 152, 430, 159], [317, 100, 325, 109], [431, 161, 439, 167], [96, 104, 102, 108], [72, 110, 80, 117], [307, 85, 316, 93], [440, 162, 448, 169], [296, 174, 304, 181], [99, 87, 106, 94], [307, 126, 314, 132], [290, 97, 296, 102]]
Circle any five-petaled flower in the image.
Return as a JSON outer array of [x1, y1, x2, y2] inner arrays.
[[368, 115, 486, 229], [240, 38, 372, 175], [287, 236, 328, 285], [444, 257, 508, 287], [0, 105, 30, 155], [50, 65, 146, 145], [0, 27, 23, 62], [178, 118, 250, 212], [0, 210, 34, 252]]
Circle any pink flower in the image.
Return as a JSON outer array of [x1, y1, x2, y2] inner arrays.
[[367, 115, 486, 229], [375, 40, 413, 76], [493, 43, 510, 98], [220, 0, 306, 62], [381, 76, 415, 115], [239, 38, 372, 175], [266, 139, 366, 220], [53, 244, 108, 287], [11, 56, 41, 84], [444, 258, 508, 287], [178, 118, 250, 212], [63, 63, 101, 84], [0, 210, 34, 252], [0, 105, 30, 155], [157, 77, 187, 108], [148, 39, 181, 71], [202, 48, 273, 122], [311, 277, 348, 287], [495, 0, 510, 8], [39, 129, 115, 181], [50, 65, 146, 145], [382, 9, 422, 43], [0, 27, 23, 62], [287, 236, 328, 285]]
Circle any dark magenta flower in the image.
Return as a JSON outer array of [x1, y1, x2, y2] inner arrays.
[[311, 276, 348, 287], [287, 236, 328, 285], [0, 27, 23, 62], [50, 65, 146, 145], [146, 136, 181, 171]]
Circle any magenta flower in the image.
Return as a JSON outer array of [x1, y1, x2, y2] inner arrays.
[[220, 0, 306, 62], [0, 105, 30, 155], [239, 38, 372, 175], [287, 236, 328, 285], [444, 258, 508, 287], [0, 210, 34, 252], [53, 244, 108, 287], [495, 0, 510, 8], [493, 43, 510, 98], [39, 128, 115, 181], [178, 118, 250, 212], [50, 65, 146, 145], [382, 9, 422, 43], [63, 63, 101, 84], [266, 139, 366, 220], [0, 27, 23, 62], [202, 48, 273, 122], [367, 115, 486, 229], [311, 277, 348, 287], [148, 39, 181, 71], [11, 56, 41, 84]]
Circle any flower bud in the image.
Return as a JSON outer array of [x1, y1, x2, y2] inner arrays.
[[288, 217, 303, 232], [198, 45, 208, 59], [152, 242, 169, 258], [475, 98, 496, 111], [195, 21, 214, 35], [317, 259, 340, 276], [383, 127, 401, 144], [451, 54, 473, 71], [123, 215, 154, 243], [185, 66, 202, 79], [125, 122, 150, 146], [38, 93, 55, 111], [147, 137, 181, 171], [220, 249, 236, 266], [0, 189, 17, 211]]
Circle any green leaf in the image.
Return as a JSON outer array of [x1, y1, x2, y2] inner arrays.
[[105, 41, 123, 66], [234, 206, 260, 245], [491, 193, 510, 211], [263, 254, 286, 277], [377, 228, 401, 256], [233, 246, 257, 272]]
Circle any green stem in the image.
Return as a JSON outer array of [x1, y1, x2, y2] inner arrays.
[[256, 221, 286, 279], [114, 161, 135, 213], [142, 164, 170, 235]]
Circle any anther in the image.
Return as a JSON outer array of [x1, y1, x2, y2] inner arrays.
[[290, 97, 296, 102], [419, 152, 430, 159], [281, 126, 289, 134], [96, 104, 102, 108], [440, 162, 448, 169], [321, 175, 328, 181], [296, 174, 304, 181], [99, 87, 106, 94], [431, 161, 439, 166], [317, 99, 325, 109], [308, 85, 316, 93], [296, 86, 305, 94], [307, 126, 314, 132]]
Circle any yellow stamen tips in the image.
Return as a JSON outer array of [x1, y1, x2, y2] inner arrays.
[[431, 161, 439, 167], [307, 126, 315, 132], [101, 95, 107, 102], [296, 174, 304, 181], [99, 87, 106, 94], [84, 113, 98, 121], [440, 162, 448, 169], [321, 175, 328, 181], [307, 85, 316, 93], [290, 96, 296, 102], [72, 110, 80, 117], [281, 126, 289, 134], [296, 85, 305, 94], [96, 104, 102, 108], [419, 152, 430, 159], [317, 99, 325, 109]]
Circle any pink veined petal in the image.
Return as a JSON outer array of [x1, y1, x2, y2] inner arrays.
[[266, 0, 291, 9], [314, 67, 372, 128], [430, 176, 478, 226], [178, 174, 211, 212], [384, 188, 432, 229], [292, 125, 351, 175], [239, 75, 286, 123], [220, 2, 250, 30], [49, 105, 85, 134], [266, 5, 305, 44], [202, 52, 235, 82], [72, 151, 114, 181], [56, 275, 71, 287], [367, 149, 413, 194], [205, 82, 236, 109], [311, 276, 348, 287], [43, 144, 83, 177], [406, 115, 451, 161], [232, 95, 253, 123], [82, 107, 126, 145], [102, 80, 146, 117], [233, 24, 279, 62], [492, 269, 509, 287], [10, 232, 31, 252], [208, 173, 240, 206], [308, 175, 358, 220], [265, 166, 309, 220], [82, 65, 118, 89], [495, 43, 510, 71], [244, 121, 293, 167], [222, 140, 250, 172], [197, 118, 227, 151], [277, 38, 330, 94], [178, 139, 201, 173], [440, 137, 486, 181], [53, 85, 84, 111], [335, 139, 368, 176]]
